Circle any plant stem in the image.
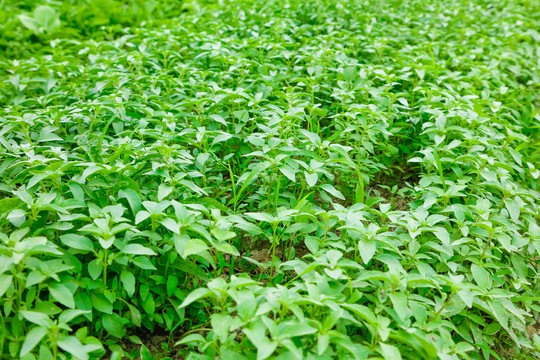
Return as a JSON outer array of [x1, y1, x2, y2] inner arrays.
[[434, 292, 455, 318]]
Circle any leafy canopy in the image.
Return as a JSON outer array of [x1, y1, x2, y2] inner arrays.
[[0, 0, 539, 359]]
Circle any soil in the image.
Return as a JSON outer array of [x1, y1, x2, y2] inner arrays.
[[121, 326, 182, 360], [249, 247, 281, 263], [368, 185, 410, 211]]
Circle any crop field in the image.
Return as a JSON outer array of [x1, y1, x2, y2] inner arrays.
[[0, 0, 539, 359]]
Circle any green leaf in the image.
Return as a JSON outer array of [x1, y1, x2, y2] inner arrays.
[[380, 343, 402, 360], [496, 233, 515, 252], [58, 309, 90, 324], [68, 181, 85, 204], [121, 244, 156, 255], [7, 209, 26, 227], [57, 335, 88, 360], [18, 14, 39, 32], [304, 172, 318, 187], [433, 227, 450, 247], [0, 274, 13, 297], [317, 333, 329, 355], [244, 321, 277, 360], [20, 311, 52, 327], [179, 180, 208, 196], [214, 242, 240, 256], [121, 271, 136, 297], [88, 259, 103, 280], [173, 233, 189, 257], [135, 210, 151, 224], [167, 276, 178, 297], [101, 313, 126, 338], [389, 292, 409, 322], [279, 320, 317, 337], [60, 234, 94, 251], [49, 283, 75, 308], [245, 212, 274, 223], [157, 184, 174, 201], [504, 199, 520, 223], [324, 268, 342, 279], [161, 218, 181, 234], [471, 264, 490, 289], [209, 114, 227, 125], [341, 304, 377, 325], [98, 236, 115, 250], [358, 241, 376, 264], [91, 293, 113, 314], [33, 5, 61, 32], [140, 345, 155, 360], [128, 303, 141, 327], [21, 326, 48, 357], [320, 183, 345, 200], [211, 228, 236, 242], [489, 301, 509, 330], [234, 221, 262, 235], [175, 334, 206, 346], [458, 288, 474, 308], [37, 128, 62, 142], [0, 198, 24, 216], [142, 294, 156, 315], [179, 288, 211, 308], [184, 238, 209, 258], [132, 256, 156, 270], [279, 166, 296, 182], [33, 302, 62, 316], [39, 345, 54, 360], [119, 189, 142, 215]]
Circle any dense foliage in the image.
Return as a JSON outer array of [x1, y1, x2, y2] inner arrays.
[[1, 0, 539, 359]]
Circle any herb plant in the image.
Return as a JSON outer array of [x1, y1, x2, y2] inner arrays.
[[0, 0, 539, 359]]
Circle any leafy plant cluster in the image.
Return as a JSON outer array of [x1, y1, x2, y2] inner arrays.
[[0, 0, 539, 359]]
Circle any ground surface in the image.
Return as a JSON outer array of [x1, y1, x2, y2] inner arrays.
[[0, 0, 539, 359]]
